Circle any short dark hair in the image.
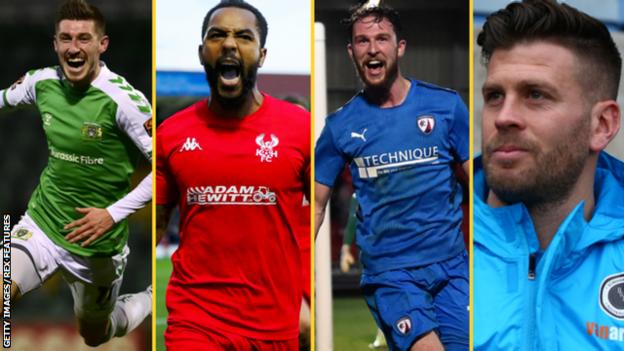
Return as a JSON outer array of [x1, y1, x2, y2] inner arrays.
[[478, 0, 621, 100], [202, 0, 268, 48], [56, 0, 106, 36], [343, 3, 403, 43]]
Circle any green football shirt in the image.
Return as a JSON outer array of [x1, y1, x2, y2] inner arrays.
[[1, 64, 152, 257]]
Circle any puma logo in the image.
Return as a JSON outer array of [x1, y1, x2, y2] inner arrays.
[[351, 128, 368, 142]]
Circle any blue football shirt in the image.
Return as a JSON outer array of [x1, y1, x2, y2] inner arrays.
[[315, 79, 468, 273]]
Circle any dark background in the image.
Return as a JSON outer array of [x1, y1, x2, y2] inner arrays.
[[0, 1, 151, 350]]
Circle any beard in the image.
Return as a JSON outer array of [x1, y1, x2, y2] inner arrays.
[[354, 55, 399, 92], [482, 116, 590, 207], [203, 55, 259, 108]]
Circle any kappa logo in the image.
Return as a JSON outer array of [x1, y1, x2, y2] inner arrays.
[[255, 133, 279, 162], [600, 273, 624, 320], [179, 137, 203, 152], [417, 115, 435, 135], [396, 316, 412, 335], [351, 128, 368, 142]]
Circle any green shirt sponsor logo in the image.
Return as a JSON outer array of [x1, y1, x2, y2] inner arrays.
[[50, 148, 104, 165]]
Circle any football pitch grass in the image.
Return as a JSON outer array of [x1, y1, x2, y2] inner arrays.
[[156, 258, 171, 351], [332, 295, 383, 350], [156, 258, 380, 350]]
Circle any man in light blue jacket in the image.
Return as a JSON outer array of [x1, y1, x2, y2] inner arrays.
[[474, 1, 624, 350]]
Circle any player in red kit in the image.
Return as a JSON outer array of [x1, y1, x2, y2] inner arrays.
[[282, 96, 312, 351], [156, 1, 310, 350]]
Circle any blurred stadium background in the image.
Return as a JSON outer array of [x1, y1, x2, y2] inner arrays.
[[155, 1, 310, 350], [0, 0, 151, 350], [315, 0, 469, 349]]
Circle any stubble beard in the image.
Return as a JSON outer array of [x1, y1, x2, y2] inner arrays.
[[483, 116, 590, 208]]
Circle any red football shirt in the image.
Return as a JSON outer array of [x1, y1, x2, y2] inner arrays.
[[157, 95, 310, 340], [298, 201, 311, 304]]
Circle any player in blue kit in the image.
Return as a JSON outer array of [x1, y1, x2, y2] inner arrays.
[[314, 3, 469, 351]]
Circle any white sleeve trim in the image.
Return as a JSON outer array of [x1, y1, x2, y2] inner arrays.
[[94, 70, 153, 160], [106, 173, 152, 223], [0, 68, 53, 109], [116, 104, 152, 161]]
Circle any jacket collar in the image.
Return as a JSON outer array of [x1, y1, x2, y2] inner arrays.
[[474, 152, 624, 260]]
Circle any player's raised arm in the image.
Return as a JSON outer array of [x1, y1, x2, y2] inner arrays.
[[0, 71, 39, 110]]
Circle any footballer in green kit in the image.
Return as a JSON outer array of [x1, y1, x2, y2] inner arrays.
[[0, 0, 152, 347]]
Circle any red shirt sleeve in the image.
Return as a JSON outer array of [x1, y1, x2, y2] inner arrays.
[[156, 123, 178, 205]]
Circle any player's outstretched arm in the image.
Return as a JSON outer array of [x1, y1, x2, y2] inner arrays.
[[314, 182, 332, 239], [0, 73, 37, 111], [64, 173, 152, 247]]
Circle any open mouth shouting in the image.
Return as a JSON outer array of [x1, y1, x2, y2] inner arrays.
[[217, 59, 242, 89], [66, 56, 86, 71], [61, 53, 91, 85], [203, 53, 260, 102], [364, 59, 384, 76]]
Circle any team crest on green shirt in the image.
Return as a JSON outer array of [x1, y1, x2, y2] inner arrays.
[[82, 122, 103, 140], [12, 228, 32, 241]]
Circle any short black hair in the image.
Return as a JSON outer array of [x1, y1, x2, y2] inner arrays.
[[478, 0, 621, 100], [202, 0, 268, 48], [56, 0, 106, 35], [343, 3, 403, 43]]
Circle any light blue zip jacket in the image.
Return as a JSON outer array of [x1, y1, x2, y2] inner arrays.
[[474, 152, 624, 350]]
